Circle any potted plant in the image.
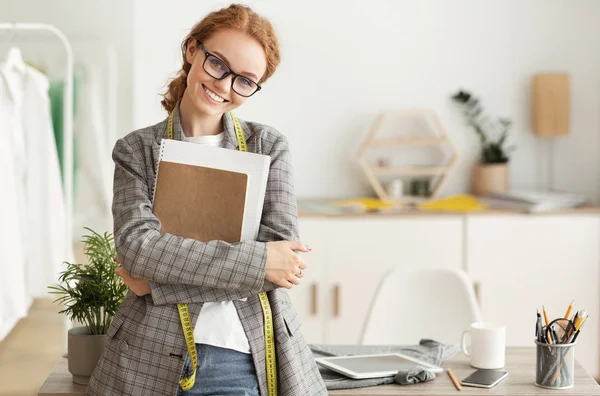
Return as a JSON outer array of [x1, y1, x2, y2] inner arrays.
[[451, 89, 515, 195], [49, 227, 127, 385]]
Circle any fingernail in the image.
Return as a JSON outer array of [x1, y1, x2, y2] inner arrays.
[[306, 245, 312, 251]]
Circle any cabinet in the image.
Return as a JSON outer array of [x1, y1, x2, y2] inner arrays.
[[288, 218, 328, 343], [290, 216, 464, 344], [291, 210, 600, 378]]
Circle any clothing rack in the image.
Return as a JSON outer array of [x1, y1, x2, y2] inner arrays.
[[0, 23, 74, 260]]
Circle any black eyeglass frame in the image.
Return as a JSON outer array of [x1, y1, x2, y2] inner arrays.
[[196, 40, 262, 97]]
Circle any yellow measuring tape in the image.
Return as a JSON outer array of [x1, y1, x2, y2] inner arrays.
[[167, 111, 277, 395]]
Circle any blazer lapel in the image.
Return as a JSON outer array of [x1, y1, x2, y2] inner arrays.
[[153, 102, 186, 168], [154, 102, 185, 145], [151, 140, 161, 170]]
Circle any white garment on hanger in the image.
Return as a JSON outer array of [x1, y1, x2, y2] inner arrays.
[[0, 66, 30, 341], [73, 64, 113, 240], [1, 53, 73, 301]]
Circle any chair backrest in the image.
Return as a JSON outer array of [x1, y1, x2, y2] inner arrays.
[[360, 267, 483, 345]]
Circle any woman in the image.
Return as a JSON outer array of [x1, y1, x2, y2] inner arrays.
[[87, 4, 327, 396]]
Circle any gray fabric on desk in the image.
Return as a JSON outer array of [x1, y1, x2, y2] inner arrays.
[[310, 339, 459, 390]]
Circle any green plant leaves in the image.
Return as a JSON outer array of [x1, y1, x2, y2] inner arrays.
[[450, 89, 515, 164], [48, 227, 128, 335]]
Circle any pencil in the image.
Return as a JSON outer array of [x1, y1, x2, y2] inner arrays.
[[447, 368, 461, 391], [542, 305, 550, 327], [564, 300, 574, 320], [543, 305, 554, 343]]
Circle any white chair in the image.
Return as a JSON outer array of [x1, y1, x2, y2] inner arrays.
[[360, 267, 483, 346]]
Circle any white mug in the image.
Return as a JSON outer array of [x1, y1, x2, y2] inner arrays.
[[461, 322, 506, 369]]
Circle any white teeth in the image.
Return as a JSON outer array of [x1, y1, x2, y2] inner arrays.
[[204, 86, 225, 102]]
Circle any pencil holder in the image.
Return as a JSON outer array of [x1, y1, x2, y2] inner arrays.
[[535, 341, 576, 389]]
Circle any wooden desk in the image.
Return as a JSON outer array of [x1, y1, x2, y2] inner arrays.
[[38, 358, 86, 396], [39, 348, 600, 395], [330, 347, 600, 395]]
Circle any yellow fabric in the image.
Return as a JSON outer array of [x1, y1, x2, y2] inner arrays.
[[418, 194, 485, 211]]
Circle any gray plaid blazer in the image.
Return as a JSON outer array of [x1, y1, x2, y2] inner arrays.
[[87, 104, 327, 396]]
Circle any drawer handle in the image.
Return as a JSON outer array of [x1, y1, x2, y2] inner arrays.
[[311, 283, 318, 316], [333, 284, 341, 317]]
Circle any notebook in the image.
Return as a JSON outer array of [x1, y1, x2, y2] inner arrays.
[[482, 190, 586, 213], [152, 139, 271, 242]]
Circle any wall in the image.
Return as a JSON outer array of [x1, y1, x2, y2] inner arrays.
[[0, 0, 134, 148], [133, 0, 600, 201]]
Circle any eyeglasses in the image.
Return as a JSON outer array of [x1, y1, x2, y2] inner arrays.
[[197, 41, 262, 97]]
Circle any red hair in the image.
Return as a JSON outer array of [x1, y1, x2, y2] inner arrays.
[[161, 4, 280, 113]]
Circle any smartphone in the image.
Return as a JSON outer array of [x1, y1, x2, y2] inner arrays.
[[460, 369, 508, 388]]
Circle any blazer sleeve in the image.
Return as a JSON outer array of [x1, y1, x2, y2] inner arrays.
[[149, 133, 299, 305], [112, 137, 267, 291]]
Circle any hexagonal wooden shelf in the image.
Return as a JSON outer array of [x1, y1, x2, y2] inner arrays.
[[357, 110, 459, 203]]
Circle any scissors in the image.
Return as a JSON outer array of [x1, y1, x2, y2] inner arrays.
[[545, 318, 575, 345]]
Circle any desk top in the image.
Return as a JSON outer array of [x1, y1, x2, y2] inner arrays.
[[329, 347, 600, 395], [39, 348, 599, 395]]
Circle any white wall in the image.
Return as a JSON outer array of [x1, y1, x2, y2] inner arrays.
[[133, 0, 600, 201], [0, 0, 134, 148]]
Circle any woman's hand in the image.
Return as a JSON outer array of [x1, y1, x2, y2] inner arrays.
[[265, 241, 310, 289], [114, 262, 151, 297]]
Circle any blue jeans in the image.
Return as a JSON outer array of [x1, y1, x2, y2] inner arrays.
[[177, 344, 260, 396]]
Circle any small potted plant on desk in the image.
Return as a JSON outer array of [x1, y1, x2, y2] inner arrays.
[[451, 89, 515, 195], [48, 227, 127, 385]]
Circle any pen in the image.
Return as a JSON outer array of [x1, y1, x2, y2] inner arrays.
[[536, 309, 544, 343], [543, 306, 554, 343], [567, 310, 588, 343], [550, 324, 560, 345], [572, 310, 580, 324], [563, 310, 579, 342], [572, 315, 588, 342], [447, 368, 461, 391]]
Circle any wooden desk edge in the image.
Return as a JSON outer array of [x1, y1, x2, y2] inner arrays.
[[39, 349, 600, 395], [38, 357, 87, 396]]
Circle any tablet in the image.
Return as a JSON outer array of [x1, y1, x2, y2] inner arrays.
[[314, 353, 444, 379]]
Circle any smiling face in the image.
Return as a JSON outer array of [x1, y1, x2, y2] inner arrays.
[[182, 29, 267, 117]]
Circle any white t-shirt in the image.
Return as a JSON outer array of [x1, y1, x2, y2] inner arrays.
[[184, 132, 251, 354]]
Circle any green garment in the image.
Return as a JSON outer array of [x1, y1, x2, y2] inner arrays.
[[49, 72, 80, 194]]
